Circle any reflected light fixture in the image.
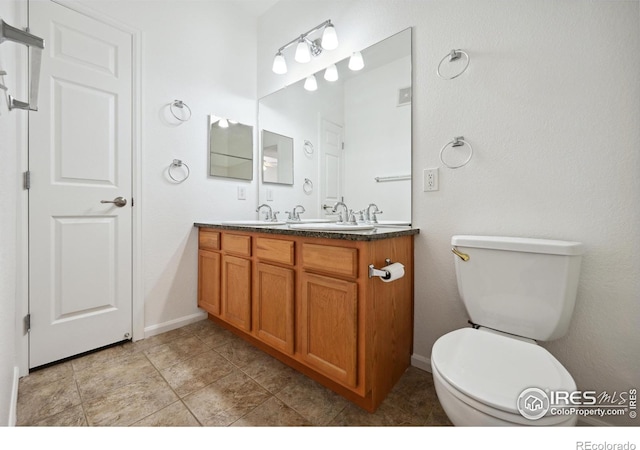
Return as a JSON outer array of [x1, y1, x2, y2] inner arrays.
[[271, 20, 338, 75], [304, 74, 318, 91], [324, 64, 339, 82], [348, 51, 365, 71], [218, 118, 229, 128]]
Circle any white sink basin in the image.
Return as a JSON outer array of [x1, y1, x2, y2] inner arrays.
[[288, 223, 375, 231], [220, 220, 287, 227], [286, 219, 332, 224]]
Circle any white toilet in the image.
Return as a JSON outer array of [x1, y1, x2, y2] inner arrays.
[[431, 235, 584, 426]]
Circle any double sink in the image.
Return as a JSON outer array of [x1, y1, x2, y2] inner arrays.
[[220, 219, 409, 231]]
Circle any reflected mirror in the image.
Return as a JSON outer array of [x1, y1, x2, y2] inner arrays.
[[262, 130, 294, 185], [258, 28, 412, 224], [209, 115, 253, 180]]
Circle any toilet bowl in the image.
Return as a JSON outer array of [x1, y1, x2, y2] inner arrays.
[[431, 235, 584, 426], [431, 328, 577, 426]]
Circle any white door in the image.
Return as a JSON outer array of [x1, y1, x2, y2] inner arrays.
[[28, 1, 133, 368], [319, 119, 344, 218]]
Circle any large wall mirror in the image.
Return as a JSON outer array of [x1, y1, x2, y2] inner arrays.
[[209, 115, 253, 180], [258, 28, 412, 224]]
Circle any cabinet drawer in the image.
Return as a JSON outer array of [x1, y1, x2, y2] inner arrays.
[[222, 234, 252, 256], [256, 237, 295, 266], [301, 243, 358, 278], [199, 229, 220, 251]]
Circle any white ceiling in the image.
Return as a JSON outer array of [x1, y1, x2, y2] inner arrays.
[[233, 0, 279, 17]]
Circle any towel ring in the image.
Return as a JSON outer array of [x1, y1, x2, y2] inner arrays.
[[168, 159, 190, 183], [303, 140, 314, 156], [440, 136, 473, 169], [437, 49, 470, 80], [303, 178, 313, 194], [169, 100, 192, 122]]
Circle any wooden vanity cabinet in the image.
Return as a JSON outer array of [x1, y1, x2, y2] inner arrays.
[[197, 226, 415, 412]]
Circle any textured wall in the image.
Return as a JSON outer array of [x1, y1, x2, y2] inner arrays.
[[258, 0, 640, 426]]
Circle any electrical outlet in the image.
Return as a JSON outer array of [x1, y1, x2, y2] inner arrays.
[[237, 186, 246, 200], [423, 168, 439, 192]]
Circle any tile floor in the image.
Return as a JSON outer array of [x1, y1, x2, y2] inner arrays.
[[16, 319, 452, 427]]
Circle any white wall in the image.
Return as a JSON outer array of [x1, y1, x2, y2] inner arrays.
[[258, 0, 640, 426], [85, 0, 260, 335], [0, 0, 26, 427]]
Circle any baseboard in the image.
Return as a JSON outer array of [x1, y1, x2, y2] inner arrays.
[[411, 353, 432, 373], [8, 366, 19, 426], [143, 311, 207, 339]]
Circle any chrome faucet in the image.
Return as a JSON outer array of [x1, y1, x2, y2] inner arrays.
[[366, 203, 383, 223], [286, 205, 306, 221], [256, 204, 273, 222], [332, 201, 349, 223]]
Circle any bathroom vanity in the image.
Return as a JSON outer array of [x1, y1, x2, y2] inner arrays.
[[194, 222, 418, 412]]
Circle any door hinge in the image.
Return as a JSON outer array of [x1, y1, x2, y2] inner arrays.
[[23, 171, 31, 190], [341, 142, 345, 150], [24, 314, 31, 333], [131, 197, 134, 207]]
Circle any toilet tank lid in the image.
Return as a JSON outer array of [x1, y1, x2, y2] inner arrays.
[[451, 235, 584, 256]]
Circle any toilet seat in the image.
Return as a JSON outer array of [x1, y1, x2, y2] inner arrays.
[[431, 328, 576, 424]]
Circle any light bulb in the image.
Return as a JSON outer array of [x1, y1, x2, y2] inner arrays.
[[321, 23, 338, 50], [272, 52, 287, 74], [348, 51, 364, 71], [304, 75, 318, 91], [324, 64, 339, 82], [295, 38, 311, 63], [218, 118, 229, 128]]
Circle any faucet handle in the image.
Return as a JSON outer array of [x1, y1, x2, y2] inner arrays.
[[271, 211, 280, 222], [371, 209, 383, 223], [348, 210, 358, 225]]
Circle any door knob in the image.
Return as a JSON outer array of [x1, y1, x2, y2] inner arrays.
[[101, 197, 127, 207]]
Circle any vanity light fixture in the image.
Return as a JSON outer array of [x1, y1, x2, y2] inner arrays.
[[348, 51, 365, 71], [271, 20, 338, 75], [304, 74, 318, 91]]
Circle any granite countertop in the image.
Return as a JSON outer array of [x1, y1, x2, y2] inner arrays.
[[194, 221, 420, 242]]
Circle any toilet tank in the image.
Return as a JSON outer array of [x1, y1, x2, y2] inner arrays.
[[451, 236, 584, 341]]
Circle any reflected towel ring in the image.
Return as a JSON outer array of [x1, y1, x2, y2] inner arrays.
[[168, 159, 190, 183], [303, 140, 314, 156], [440, 136, 473, 169], [437, 49, 470, 80], [169, 100, 192, 122], [303, 178, 313, 194]]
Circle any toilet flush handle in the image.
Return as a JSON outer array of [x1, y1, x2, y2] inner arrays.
[[452, 247, 470, 262]]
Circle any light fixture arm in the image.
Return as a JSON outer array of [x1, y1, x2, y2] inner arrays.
[[276, 19, 333, 54]]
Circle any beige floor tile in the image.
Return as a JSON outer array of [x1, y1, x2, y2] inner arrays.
[[232, 396, 311, 426], [329, 401, 423, 426], [18, 361, 74, 391], [17, 373, 81, 425], [132, 400, 201, 426], [159, 350, 236, 397], [182, 371, 271, 426], [215, 337, 269, 369], [275, 372, 348, 425], [191, 321, 239, 349], [144, 335, 210, 370], [32, 405, 87, 426], [384, 366, 439, 418], [240, 351, 300, 395], [425, 402, 453, 426], [70, 343, 132, 373], [75, 351, 159, 401], [83, 371, 178, 426]]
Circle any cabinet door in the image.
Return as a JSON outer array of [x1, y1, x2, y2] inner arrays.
[[198, 250, 221, 316], [222, 255, 252, 331], [300, 272, 358, 388], [254, 263, 295, 355]]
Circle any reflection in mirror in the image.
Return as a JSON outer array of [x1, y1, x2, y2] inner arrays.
[[209, 115, 253, 180], [262, 130, 294, 185], [258, 28, 412, 224]]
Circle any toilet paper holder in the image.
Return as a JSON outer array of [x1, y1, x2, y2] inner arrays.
[[368, 259, 393, 279]]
